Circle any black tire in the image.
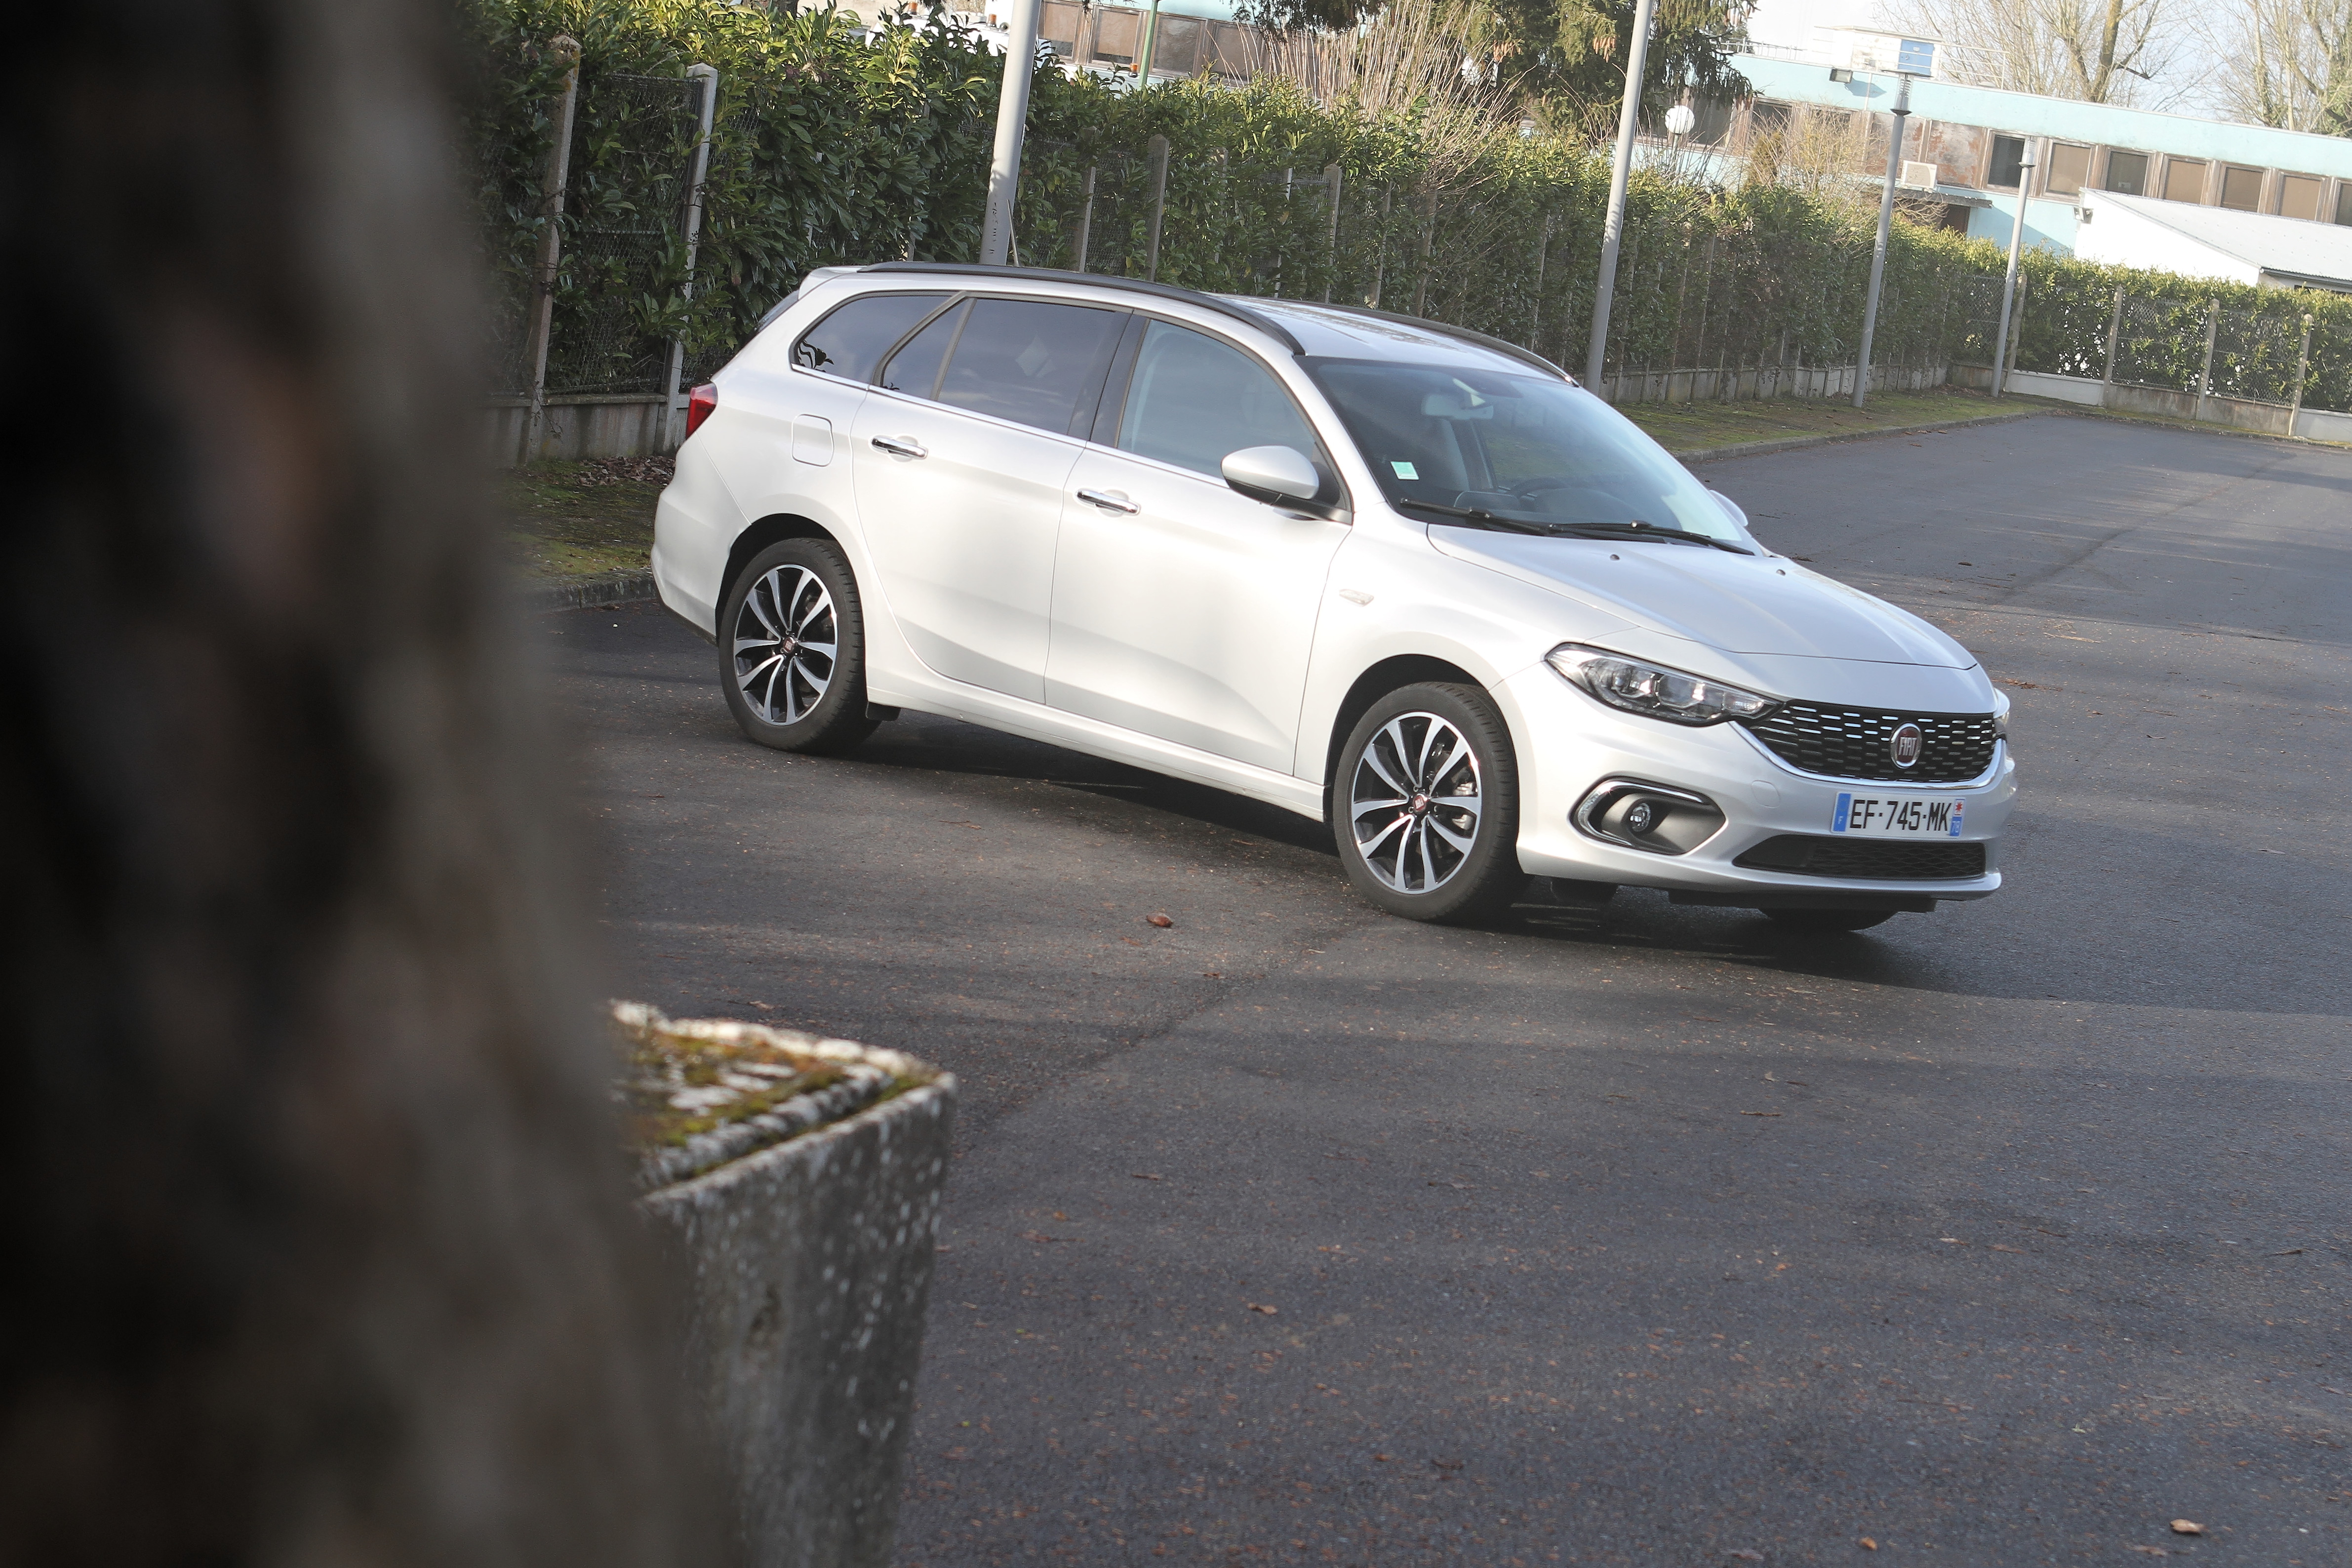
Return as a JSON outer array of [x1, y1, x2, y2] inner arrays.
[[718, 538, 877, 754], [1332, 682, 1525, 924], [1763, 907, 1898, 933]]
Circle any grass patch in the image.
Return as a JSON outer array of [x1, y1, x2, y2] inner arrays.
[[499, 456, 669, 587], [1622, 387, 2020, 454]]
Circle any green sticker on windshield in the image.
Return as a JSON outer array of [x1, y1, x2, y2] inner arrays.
[[1390, 461, 1418, 480]]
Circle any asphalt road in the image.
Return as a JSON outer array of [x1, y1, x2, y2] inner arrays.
[[548, 412, 2351, 1566]]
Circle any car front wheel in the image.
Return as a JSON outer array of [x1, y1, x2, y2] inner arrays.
[[718, 538, 877, 754], [1334, 682, 1525, 923]]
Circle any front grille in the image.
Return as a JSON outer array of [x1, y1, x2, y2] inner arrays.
[[1735, 834, 1987, 881], [1739, 702, 1998, 783]]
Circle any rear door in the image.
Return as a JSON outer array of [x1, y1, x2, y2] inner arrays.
[[1045, 318, 1350, 772], [850, 295, 1125, 702]]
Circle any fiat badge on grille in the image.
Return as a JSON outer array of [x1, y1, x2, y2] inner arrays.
[[1889, 722, 1924, 769]]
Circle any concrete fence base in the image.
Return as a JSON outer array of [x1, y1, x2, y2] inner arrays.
[[631, 1015, 956, 1568], [1599, 360, 1950, 405], [1988, 367, 2352, 442], [488, 393, 674, 466]]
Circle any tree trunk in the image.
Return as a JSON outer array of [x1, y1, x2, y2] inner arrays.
[[0, 2, 731, 1564]]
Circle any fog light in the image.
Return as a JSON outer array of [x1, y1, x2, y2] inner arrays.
[[1572, 778, 1727, 856]]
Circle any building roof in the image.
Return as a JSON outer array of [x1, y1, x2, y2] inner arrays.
[[1734, 54, 2352, 181], [2083, 191, 2352, 290]]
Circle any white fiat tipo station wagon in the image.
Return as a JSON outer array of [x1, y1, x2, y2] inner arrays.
[[653, 263, 2014, 931]]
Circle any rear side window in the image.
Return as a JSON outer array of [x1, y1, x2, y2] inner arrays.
[[793, 291, 949, 381], [934, 299, 1125, 436], [1115, 321, 1320, 479], [879, 300, 968, 397]]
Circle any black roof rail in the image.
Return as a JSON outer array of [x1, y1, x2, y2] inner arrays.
[[1289, 300, 1574, 381], [860, 261, 1306, 355]]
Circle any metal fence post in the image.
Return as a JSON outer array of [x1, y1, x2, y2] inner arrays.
[[1369, 184, 1391, 308], [520, 35, 583, 467], [1070, 163, 1096, 273], [2291, 313, 2313, 428], [1410, 188, 1437, 317], [664, 63, 720, 451], [1144, 134, 1170, 281], [1321, 163, 1342, 303], [2196, 300, 2219, 404], [1526, 210, 1553, 351], [2101, 284, 2124, 387]]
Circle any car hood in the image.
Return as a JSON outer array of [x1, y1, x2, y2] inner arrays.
[[1429, 526, 1975, 668]]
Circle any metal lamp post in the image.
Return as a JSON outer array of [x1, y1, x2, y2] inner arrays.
[[1852, 72, 1913, 409], [1584, 0, 1659, 391], [1992, 149, 2036, 396], [980, 0, 1043, 267]]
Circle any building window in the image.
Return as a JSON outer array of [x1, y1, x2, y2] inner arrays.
[[1987, 135, 2026, 189], [2046, 143, 2092, 196], [2220, 166, 2265, 211], [2337, 184, 2352, 226], [2161, 158, 2208, 202], [2103, 149, 2148, 196], [2279, 174, 2324, 220]]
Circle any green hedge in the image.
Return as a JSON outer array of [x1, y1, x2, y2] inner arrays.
[[465, 0, 2352, 413]]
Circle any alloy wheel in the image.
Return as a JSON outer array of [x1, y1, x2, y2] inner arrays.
[[1349, 711, 1483, 894], [732, 564, 837, 725]]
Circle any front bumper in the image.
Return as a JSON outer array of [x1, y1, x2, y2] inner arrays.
[[1501, 661, 2015, 904]]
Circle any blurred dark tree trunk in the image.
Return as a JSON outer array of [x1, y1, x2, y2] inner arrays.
[[0, 2, 727, 1564]]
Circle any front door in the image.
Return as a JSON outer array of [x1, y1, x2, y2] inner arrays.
[[1046, 319, 1349, 773], [849, 295, 1126, 703]]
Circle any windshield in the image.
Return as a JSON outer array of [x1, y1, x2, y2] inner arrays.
[[1304, 359, 1744, 542]]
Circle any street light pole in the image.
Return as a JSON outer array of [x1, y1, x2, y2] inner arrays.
[[980, 0, 1042, 266], [1991, 148, 2037, 397], [1852, 72, 1912, 409], [1583, 0, 1659, 392]]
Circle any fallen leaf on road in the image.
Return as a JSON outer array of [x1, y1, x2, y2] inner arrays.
[[1019, 1231, 1065, 1244], [1121, 936, 1143, 946], [1247, 1302, 1278, 1315], [1991, 1244, 2028, 1253], [1740, 1111, 1783, 1118], [1373, 1453, 1393, 1462], [2272, 1247, 2305, 1256], [1147, 913, 1174, 927], [1202, 970, 1223, 978], [1130, 1172, 1162, 1181], [1940, 1237, 1964, 1244], [2127, 1547, 2168, 1557], [1859, 1539, 1878, 1551], [2170, 1521, 2205, 1536], [1727, 1552, 1765, 1563], [1431, 1457, 1463, 1470]]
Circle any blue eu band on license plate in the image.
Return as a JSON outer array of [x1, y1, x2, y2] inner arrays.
[[1833, 792, 1965, 837]]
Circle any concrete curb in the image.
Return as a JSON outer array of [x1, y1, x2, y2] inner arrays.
[[1670, 407, 2042, 465], [534, 570, 658, 613]]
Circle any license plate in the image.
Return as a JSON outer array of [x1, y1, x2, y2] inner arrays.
[[1831, 792, 1965, 838]]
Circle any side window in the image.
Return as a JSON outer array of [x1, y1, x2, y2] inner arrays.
[[878, 300, 968, 397], [2103, 149, 2148, 196], [931, 299, 1126, 435], [792, 292, 949, 381], [1114, 321, 1321, 479]]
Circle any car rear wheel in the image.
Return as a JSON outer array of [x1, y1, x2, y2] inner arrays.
[[1334, 683, 1525, 924], [718, 539, 877, 754], [1763, 907, 1898, 933]]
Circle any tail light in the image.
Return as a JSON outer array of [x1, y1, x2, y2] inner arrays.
[[684, 383, 718, 440]]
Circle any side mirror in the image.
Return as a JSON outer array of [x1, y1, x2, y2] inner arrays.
[[1221, 445, 1321, 508]]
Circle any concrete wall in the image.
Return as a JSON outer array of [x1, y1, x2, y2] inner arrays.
[[1992, 365, 2352, 440], [488, 394, 673, 467], [1601, 360, 1949, 405]]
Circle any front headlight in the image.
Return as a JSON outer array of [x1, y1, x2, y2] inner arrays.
[[1546, 644, 1780, 726], [1992, 693, 2011, 740]]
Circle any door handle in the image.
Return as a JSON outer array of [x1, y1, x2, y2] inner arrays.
[[870, 434, 928, 459], [1077, 487, 1140, 514]]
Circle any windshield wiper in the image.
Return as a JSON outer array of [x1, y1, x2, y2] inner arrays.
[[1558, 521, 1754, 555], [1395, 499, 1754, 554], [1392, 498, 1549, 534]]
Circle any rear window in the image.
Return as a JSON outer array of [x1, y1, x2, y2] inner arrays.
[[793, 292, 949, 382]]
